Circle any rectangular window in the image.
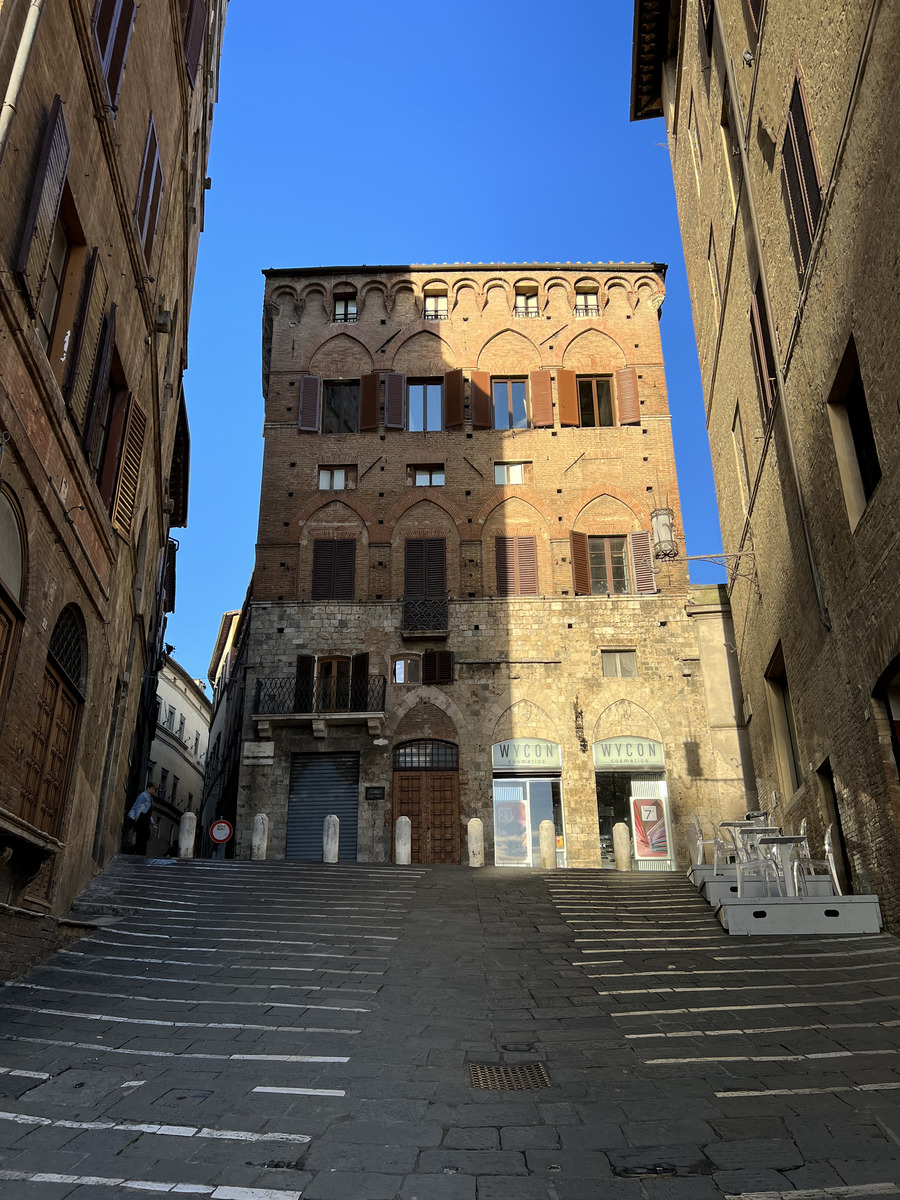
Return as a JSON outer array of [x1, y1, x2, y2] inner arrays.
[[392, 657, 421, 684], [766, 644, 802, 797], [720, 83, 740, 208], [408, 463, 445, 487], [782, 77, 822, 275], [688, 90, 702, 190], [601, 650, 637, 679], [422, 649, 453, 684], [165, 705, 175, 730], [322, 381, 360, 434], [424, 294, 448, 319], [333, 297, 357, 322], [404, 538, 446, 595], [827, 338, 881, 528], [311, 538, 356, 600], [159, 767, 169, 797], [750, 275, 777, 418], [135, 116, 163, 262], [577, 377, 614, 427], [514, 291, 539, 316], [707, 229, 721, 326], [177, 714, 185, 740], [732, 404, 752, 511], [589, 536, 630, 595], [194, 731, 200, 755], [407, 380, 443, 431], [495, 536, 538, 596], [318, 465, 356, 490], [492, 378, 528, 430], [171, 775, 179, 803], [494, 461, 529, 485], [574, 290, 599, 317], [92, 0, 135, 107]]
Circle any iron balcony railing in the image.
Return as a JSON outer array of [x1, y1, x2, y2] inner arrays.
[[254, 675, 387, 716], [574, 304, 600, 317], [401, 592, 449, 632], [332, 314, 358, 323], [513, 308, 540, 317], [423, 311, 448, 320]]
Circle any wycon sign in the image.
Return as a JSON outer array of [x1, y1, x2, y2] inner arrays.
[[593, 737, 665, 771], [492, 739, 562, 772]]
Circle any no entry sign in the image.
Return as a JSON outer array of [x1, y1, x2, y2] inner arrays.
[[209, 819, 233, 844]]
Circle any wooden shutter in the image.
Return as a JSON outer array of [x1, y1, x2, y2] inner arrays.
[[423, 650, 453, 685], [530, 371, 553, 427], [110, 394, 146, 537], [495, 537, 515, 596], [517, 536, 538, 595], [85, 304, 118, 469], [496, 535, 537, 596], [98, 386, 128, 506], [570, 531, 590, 595], [629, 530, 657, 595], [444, 368, 464, 429], [425, 537, 446, 594], [312, 539, 355, 599], [135, 118, 163, 261], [295, 654, 314, 711], [359, 373, 379, 431], [750, 280, 776, 414], [404, 539, 425, 595], [333, 539, 356, 599], [163, 538, 177, 612], [66, 253, 108, 434], [615, 367, 640, 424], [17, 95, 70, 314], [782, 79, 822, 273], [93, 0, 119, 62], [350, 651, 369, 710], [105, 0, 136, 106], [556, 369, 579, 427], [183, 0, 207, 86], [470, 371, 492, 429], [298, 375, 321, 431], [384, 372, 405, 429]]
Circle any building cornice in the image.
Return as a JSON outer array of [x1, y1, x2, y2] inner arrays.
[[631, 0, 681, 122], [264, 262, 668, 279]]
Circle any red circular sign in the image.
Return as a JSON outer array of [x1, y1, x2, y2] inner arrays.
[[209, 819, 233, 844]]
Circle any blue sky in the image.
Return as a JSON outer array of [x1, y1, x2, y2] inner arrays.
[[170, 0, 725, 684]]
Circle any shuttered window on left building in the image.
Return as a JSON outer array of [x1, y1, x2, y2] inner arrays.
[[135, 116, 164, 263], [92, 0, 136, 108], [17, 96, 71, 317]]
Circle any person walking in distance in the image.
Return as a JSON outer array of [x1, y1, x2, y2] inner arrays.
[[126, 782, 158, 855]]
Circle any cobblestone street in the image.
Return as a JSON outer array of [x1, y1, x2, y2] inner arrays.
[[3, 859, 900, 1198]]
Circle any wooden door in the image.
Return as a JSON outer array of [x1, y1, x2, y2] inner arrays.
[[20, 664, 77, 837], [392, 770, 460, 864]]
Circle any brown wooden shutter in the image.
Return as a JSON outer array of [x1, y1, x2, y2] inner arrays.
[[110, 395, 146, 537], [163, 539, 177, 613], [615, 367, 640, 425], [183, 0, 207, 86], [629, 530, 657, 595], [359, 373, 379, 431], [333, 539, 356, 599], [311, 540, 333, 599], [517, 536, 538, 595], [350, 651, 369, 710], [404, 539, 425, 594], [425, 537, 446, 594], [556, 370, 579, 427], [470, 371, 492, 429], [423, 650, 453, 685], [295, 654, 314, 711], [17, 95, 70, 314], [106, 0, 135, 105], [93, 0, 119, 61], [66, 253, 108, 434], [444, 368, 464, 429], [495, 537, 515, 596], [529, 371, 553, 427], [570, 531, 590, 595], [135, 118, 163, 261], [298, 375, 321, 431], [98, 387, 128, 506], [782, 79, 822, 274], [750, 280, 776, 414], [496, 535, 538, 596], [85, 304, 118, 469], [384, 372, 405, 429]]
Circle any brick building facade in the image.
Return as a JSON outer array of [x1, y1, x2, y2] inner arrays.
[[632, 1, 900, 916], [232, 263, 754, 867], [0, 0, 224, 931]]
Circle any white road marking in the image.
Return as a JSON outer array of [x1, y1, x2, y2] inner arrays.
[[1, 1034, 349, 1063], [122, 918, 402, 933], [6, 982, 366, 1017], [0, 1168, 302, 1198], [592, 973, 900, 995], [0, 1066, 49, 1080], [0, 1108, 310, 1143], [723, 1186, 900, 1199], [0, 1002, 364, 1028], [717, 1083, 900, 1098], [38, 961, 377, 992], [584, 960, 894, 978], [645, 1049, 900, 1064], [253, 1086, 345, 1097], [615, 991, 900, 1017]]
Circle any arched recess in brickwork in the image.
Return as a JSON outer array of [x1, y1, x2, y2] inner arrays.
[[480, 497, 553, 597], [268, 284, 302, 321], [634, 274, 664, 301], [389, 329, 459, 374], [391, 699, 459, 744], [383, 493, 467, 539], [474, 489, 556, 529], [558, 328, 628, 372], [389, 498, 463, 597], [491, 698, 560, 744], [565, 486, 651, 530], [309, 333, 374, 377], [591, 699, 663, 745], [482, 280, 511, 315], [571, 493, 643, 537], [385, 689, 467, 740], [359, 281, 388, 321], [296, 283, 329, 325], [451, 280, 479, 316], [298, 501, 369, 600], [477, 328, 542, 373], [545, 278, 573, 318], [604, 276, 638, 316], [296, 493, 376, 530], [389, 282, 419, 323]]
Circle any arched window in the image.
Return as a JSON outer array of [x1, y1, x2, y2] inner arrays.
[[394, 740, 459, 771], [19, 604, 87, 837], [0, 487, 27, 718]]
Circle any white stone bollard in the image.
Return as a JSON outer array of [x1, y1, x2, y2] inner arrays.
[[251, 813, 269, 861], [467, 817, 484, 867], [395, 815, 411, 865], [539, 820, 556, 869], [613, 821, 632, 872], [323, 814, 339, 863], [178, 812, 196, 859]]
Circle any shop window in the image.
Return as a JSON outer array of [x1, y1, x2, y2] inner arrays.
[[322, 381, 360, 434], [765, 643, 801, 798], [312, 538, 356, 600], [601, 650, 637, 678], [318, 465, 356, 490], [92, 0, 136, 107], [407, 380, 443, 431], [782, 76, 823, 276], [495, 536, 538, 596], [407, 463, 445, 487], [494, 461, 530, 485], [577, 377, 614, 428], [826, 337, 880, 529], [493, 777, 564, 867], [492, 378, 529, 430], [392, 656, 421, 685], [135, 116, 164, 263]]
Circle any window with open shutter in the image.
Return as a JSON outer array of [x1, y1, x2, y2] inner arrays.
[[135, 117, 163, 262], [359, 373, 379, 431], [470, 372, 492, 429], [495, 536, 538, 596], [556, 370, 579, 427], [628, 530, 657, 595], [422, 650, 453, 685], [298, 375, 321, 431], [66, 253, 108, 435], [750, 276, 777, 417], [17, 96, 70, 315], [615, 367, 641, 425], [110, 395, 146, 537], [569, 531, 590, 595], [782, 77, 822, 275], [529, 371, 553, 428], [93, 0, 135, 107], [350, 652, 369, 710], [183, 0, 207, 86], [294, 654, 314, 711], [312, 539, 356, 600], [405, 538, 446, 595], [384, 373, 405, 429], [444, 368, 464, 429]]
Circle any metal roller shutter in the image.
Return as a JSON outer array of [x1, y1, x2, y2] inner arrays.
[[286, 752, 359, 861]]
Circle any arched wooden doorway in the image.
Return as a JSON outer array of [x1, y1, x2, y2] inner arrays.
[[392, 739, 460, 864]]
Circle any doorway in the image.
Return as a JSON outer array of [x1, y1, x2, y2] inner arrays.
[[392, 740, 460, 864]]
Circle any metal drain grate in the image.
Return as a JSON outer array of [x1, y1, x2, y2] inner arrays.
[[468, 1063, 551, 1090]]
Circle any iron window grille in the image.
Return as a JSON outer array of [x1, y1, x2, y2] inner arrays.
[[401, 592, 449, 632], [48, 604, 87, 694], [393, 739, 458, 770]]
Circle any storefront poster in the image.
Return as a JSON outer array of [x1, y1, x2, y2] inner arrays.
[[630, 797, 670, 858], [493, 787, 532, 866]]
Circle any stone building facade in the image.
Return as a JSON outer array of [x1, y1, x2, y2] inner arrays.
[[233, 263, 755, 868], [632, 1, 900, 914], [0, 0, 225, 928], [199, 599, 249, 857]]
